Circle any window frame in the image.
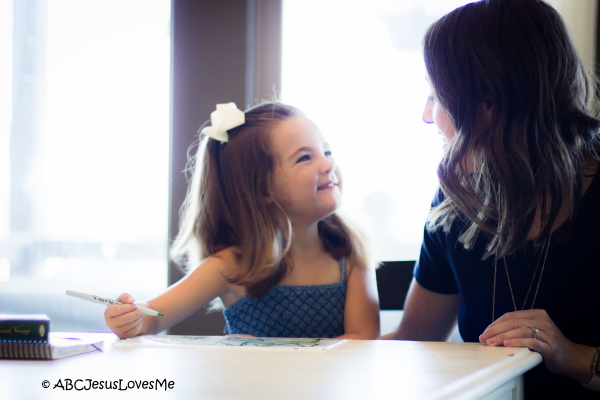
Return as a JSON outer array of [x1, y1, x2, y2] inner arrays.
[[168, 0, 282, 335]]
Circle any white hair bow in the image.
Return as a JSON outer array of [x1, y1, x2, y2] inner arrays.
[[199, 102, 245, 142]]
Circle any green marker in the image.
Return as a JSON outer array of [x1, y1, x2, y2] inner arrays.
[[66, 290, 164, 316]]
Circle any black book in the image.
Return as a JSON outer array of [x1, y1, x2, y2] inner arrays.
[[0, 314, 50, 343]]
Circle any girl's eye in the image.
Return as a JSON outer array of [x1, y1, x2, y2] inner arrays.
[[325, 150, 332, 157], [297, 154, 310, 163]]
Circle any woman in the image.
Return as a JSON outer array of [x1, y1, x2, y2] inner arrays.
[[386, 0, 600, 397]]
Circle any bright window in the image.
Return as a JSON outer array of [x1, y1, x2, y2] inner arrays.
[[0, 0, 170, 331], [281, 0, 472, 262]]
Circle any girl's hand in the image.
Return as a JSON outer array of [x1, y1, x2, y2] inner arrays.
[[479, 309, 596, 383], [104, 293, 144, 339]]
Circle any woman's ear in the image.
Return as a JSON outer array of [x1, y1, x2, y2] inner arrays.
[[478, 97, 494, 130], [481, 97, 494, 120]]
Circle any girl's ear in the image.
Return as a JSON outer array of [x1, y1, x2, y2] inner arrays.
[[263, 185, 275, 204]]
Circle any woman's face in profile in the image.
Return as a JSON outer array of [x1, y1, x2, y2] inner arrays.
[[423, 80, 456, 145]]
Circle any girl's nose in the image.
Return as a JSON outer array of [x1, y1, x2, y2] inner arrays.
[[423, 96, 434, 124], [321, 158, 335, 174]]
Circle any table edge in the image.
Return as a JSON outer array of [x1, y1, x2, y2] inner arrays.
[[426, 347, 543, 400]]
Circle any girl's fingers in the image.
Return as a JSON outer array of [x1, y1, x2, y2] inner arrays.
[[118, 316, 144, 338], [104, 303, 138, 318], [105, 308, 144, 338], [113, 309, 144, 328], [116, 293, 135, 304], [104, 294, 144, 339]]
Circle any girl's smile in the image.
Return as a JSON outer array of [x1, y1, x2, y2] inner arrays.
[[317, 182, 339, 190]]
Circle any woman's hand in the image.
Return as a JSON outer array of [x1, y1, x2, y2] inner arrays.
[[104, 293, 145, 339], [479, 309, 596, 383]]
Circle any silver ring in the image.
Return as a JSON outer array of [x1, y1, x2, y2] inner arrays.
[[530, 327, 539, 340]]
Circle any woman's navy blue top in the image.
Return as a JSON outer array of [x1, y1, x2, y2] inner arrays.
[[415, 175, 600, 399]]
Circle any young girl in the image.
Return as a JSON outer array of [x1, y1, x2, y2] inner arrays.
[[105, 102, 380, 339]]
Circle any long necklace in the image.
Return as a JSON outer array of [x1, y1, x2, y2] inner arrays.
[[491, 233, 552, 322]]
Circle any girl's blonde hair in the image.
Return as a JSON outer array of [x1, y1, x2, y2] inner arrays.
[[170, 102, 369, 298]]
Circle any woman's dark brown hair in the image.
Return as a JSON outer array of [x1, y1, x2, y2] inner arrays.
[[424, 0, 600, 258], [170, 102, 368, 298]]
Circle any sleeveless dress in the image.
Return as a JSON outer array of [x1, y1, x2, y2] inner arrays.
[[223, 258, 347, 338]]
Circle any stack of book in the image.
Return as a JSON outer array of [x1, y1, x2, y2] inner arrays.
[[0, 314, 105, 359]]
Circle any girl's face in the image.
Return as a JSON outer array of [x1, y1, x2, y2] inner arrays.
[[268, 117, 342, 224], [423, 80, 456, 144]]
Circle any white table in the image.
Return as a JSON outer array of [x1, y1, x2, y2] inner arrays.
[[0, 335, 541, 400]]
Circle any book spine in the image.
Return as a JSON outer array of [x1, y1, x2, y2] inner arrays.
[[43, 343, 51, 359], [0, 320, 49, 343], [0, 342, 51, 359]]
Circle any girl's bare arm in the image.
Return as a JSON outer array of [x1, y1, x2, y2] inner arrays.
[[338, 261, 381, 340], [105, 249, 236, 338]]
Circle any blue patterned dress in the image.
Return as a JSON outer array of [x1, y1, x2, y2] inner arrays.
[[223, 258, 347, 338]]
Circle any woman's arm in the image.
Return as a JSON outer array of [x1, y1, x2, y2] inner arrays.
[[337, 261, 380, 340], [105, 249, 236, 338], [383, 279, 461, 341]]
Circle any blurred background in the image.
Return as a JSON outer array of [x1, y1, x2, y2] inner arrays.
[[0, 0, 596, 332]]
